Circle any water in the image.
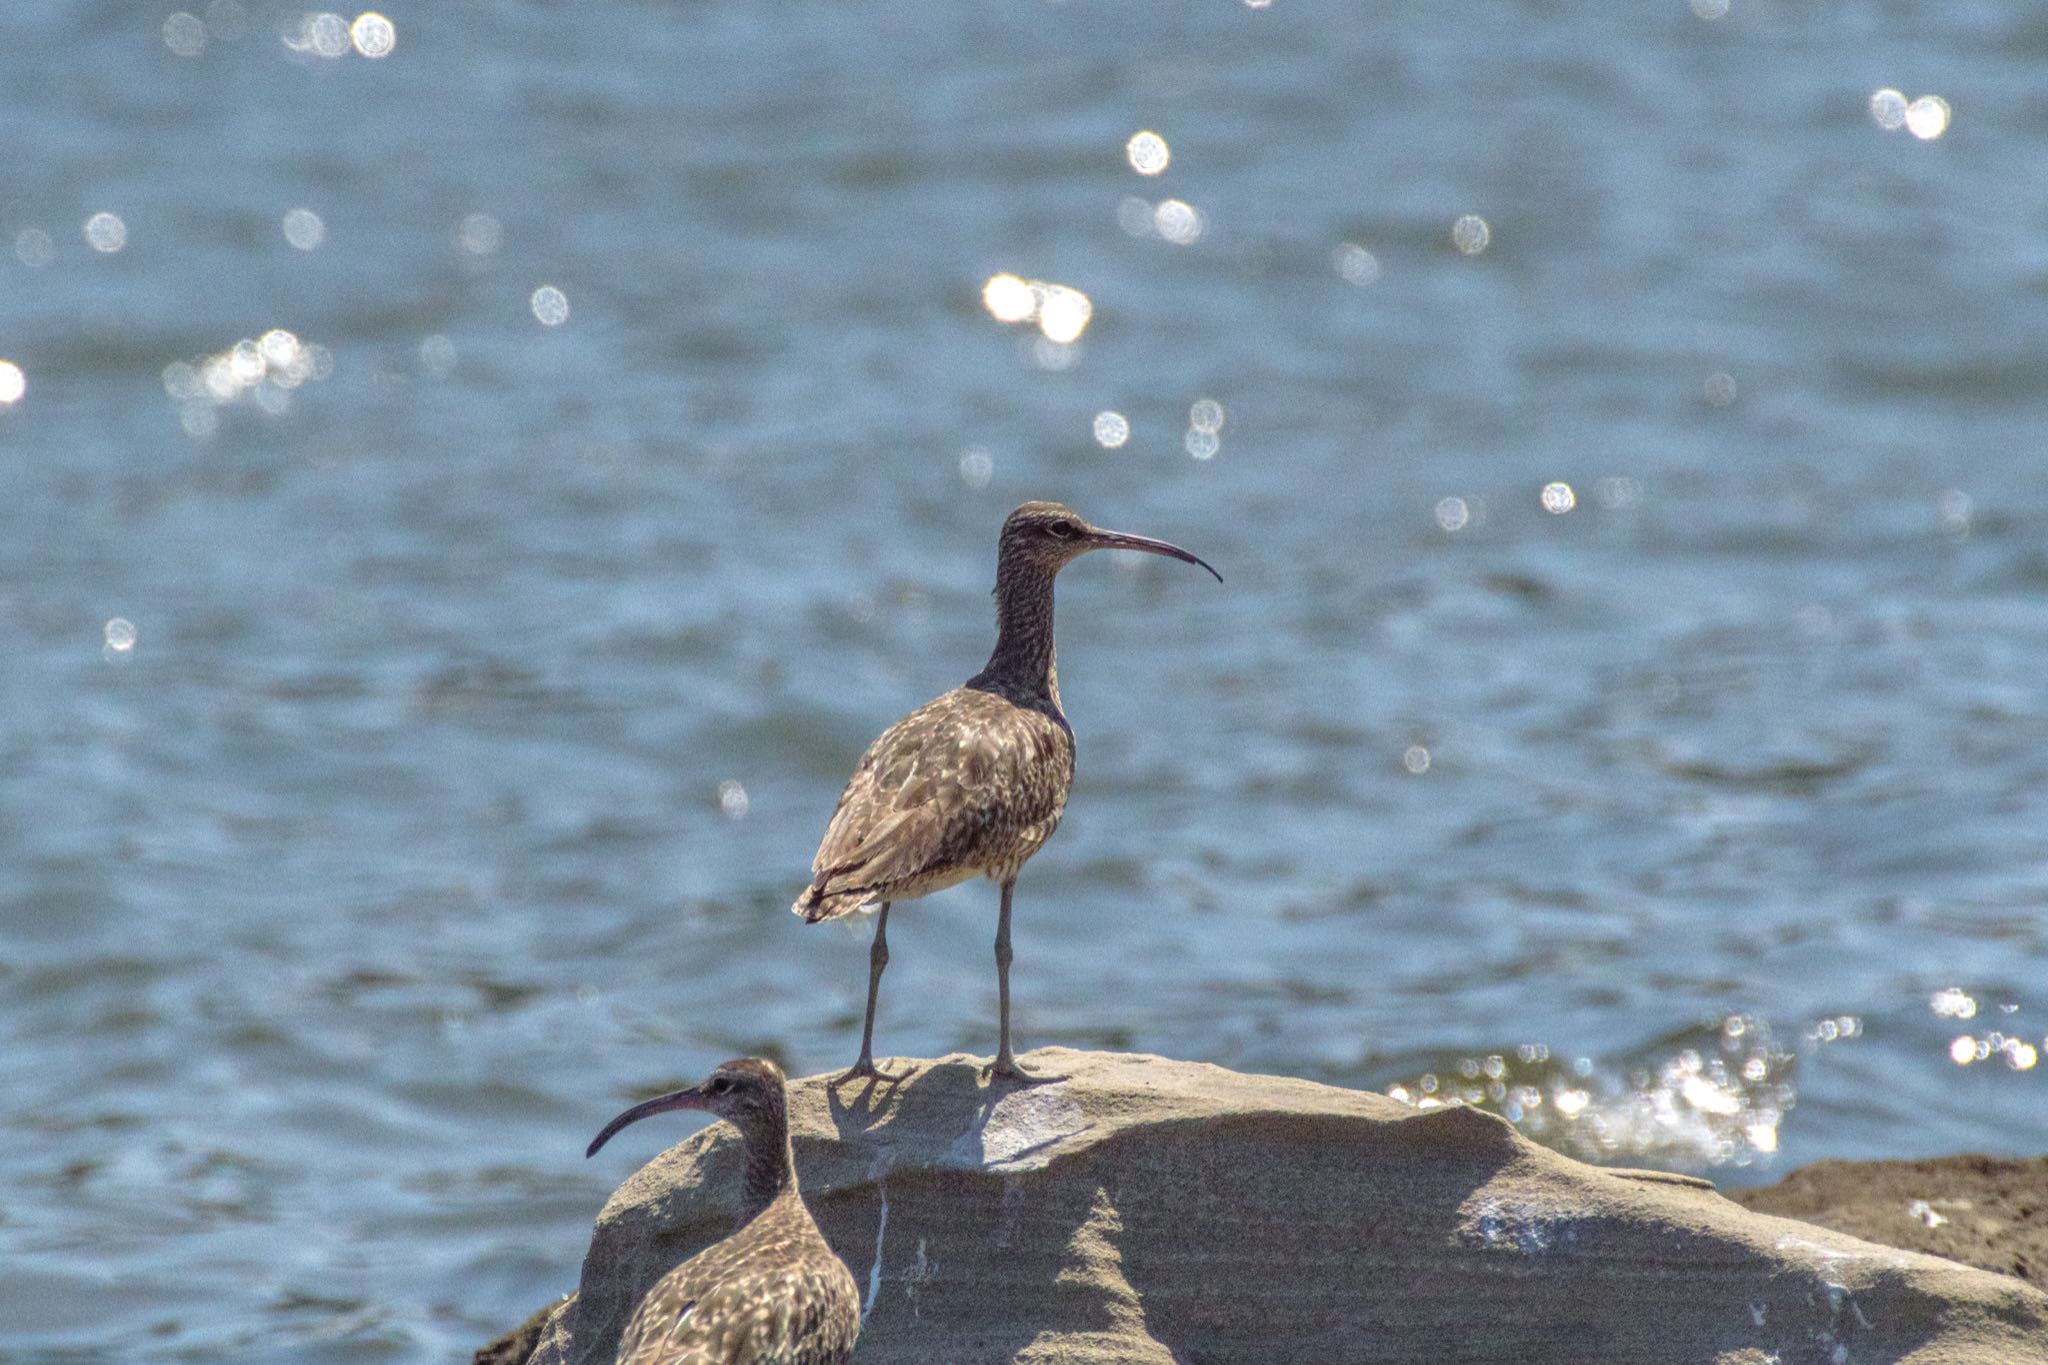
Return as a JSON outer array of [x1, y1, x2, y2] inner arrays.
[[4, 0, 2046, 1358]]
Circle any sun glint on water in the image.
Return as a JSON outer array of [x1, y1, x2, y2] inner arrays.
[[981, 274, 1093, 343]]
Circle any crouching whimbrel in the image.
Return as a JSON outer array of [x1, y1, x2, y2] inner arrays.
[[586, 1057, 860, 1365], [794, 501, 1220, 1084]]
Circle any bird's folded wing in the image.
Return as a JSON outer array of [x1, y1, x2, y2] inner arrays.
[[809, 774, 976, 892], [628, 1265, 853, 1365]]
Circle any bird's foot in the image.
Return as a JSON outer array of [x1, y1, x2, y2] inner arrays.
[[831, 1056, 910, 1087], [986, 1052, 1067, 1085]]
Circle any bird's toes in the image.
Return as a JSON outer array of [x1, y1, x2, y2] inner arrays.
[[985, 1057, 1068, 1086], [830, 1059, 910, 1089]]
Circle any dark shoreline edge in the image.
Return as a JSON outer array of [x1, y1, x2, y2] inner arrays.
[[1732, 1152, 2046, 1287]]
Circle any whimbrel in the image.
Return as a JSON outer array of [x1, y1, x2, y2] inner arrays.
[[794, 501, 1220, 1083], [586, 1058, 860, 1365]]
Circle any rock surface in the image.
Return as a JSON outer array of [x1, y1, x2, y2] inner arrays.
[[1734, 1154, 2048, 1291], [523, 1050, 2048, 1364]]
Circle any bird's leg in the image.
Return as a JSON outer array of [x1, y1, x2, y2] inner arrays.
[[835, 903, 908, 1085], [988, 879, 1065, 1084]]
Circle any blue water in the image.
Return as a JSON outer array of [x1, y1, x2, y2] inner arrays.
[[3, 0, 2046, 1359]]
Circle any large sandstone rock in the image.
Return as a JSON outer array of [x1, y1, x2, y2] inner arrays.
[[524, 1050, 2048, 1364]]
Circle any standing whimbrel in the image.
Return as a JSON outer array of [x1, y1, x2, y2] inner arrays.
[[585, 1057, 860, 1365], [794, 501, 1220, 1083]]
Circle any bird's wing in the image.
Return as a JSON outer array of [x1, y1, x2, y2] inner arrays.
[[796, 689, 1069, 919], [617, 1264, 856, 1365]]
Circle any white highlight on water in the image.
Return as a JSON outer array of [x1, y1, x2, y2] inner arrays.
[[350, 12, 395, 57], [530, 286, 570, 326], [282, 208, 325, 250], [84, 212, 127, 253], [958, 447, 994, 489], [1124, 130, 1169, 176]]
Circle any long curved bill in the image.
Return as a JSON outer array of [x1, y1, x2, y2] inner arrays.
[[1084, 526, 1223, 583], [586, 1084, 708, 1159]]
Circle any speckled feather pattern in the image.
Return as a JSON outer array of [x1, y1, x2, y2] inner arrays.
[[795, 682, 1074, 922], [613, 1187, 858, 1365]]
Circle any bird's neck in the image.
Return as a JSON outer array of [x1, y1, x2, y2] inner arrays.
[[973, 561, 1060, 706], [735, 1106, 797, 1228]]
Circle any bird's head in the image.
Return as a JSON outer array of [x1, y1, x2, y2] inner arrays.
[[998, 501, 1222, 582], [585, 1057, 787, 1158]]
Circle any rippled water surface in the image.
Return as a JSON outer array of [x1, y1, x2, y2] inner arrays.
[[4, 1, 2047, 1359]]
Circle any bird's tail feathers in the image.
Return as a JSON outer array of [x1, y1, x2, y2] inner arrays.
[[792, 882, 880, 924]]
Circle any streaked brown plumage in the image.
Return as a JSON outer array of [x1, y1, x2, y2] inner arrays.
[[794, 501, 1221, 1083], [585, 1058, 859, 1365]]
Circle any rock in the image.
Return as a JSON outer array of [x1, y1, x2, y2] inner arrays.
[[524, 1050, 2048, 1365], [1734, 1154, 2048, 1289], [475, 1297, 567, 1365]]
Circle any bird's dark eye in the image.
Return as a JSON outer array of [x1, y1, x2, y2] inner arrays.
[[707, 1077, 732, 1094], [1046, 521, 1078, 540]]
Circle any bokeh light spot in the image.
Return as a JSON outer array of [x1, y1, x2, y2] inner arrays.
[[1189, 399, 1225, 433], [419, 334, 458, 378], [1333, 242, 1380, 285], [455, 213, 502, 256], [1403, 745, 1432, 774], [718, 779, 750, 820], [982, 273, 1035, 323], [1185, 428, 1220, 461], [163, 11, 208, 56], [283, 11, 352, 58], [1093, 411, 1130, 448], [1541, 481, 1576, 513], [1435, 496, 1470, 532], [317, 12, 351, 57], [1689, 0, 1729, 19], [958, 447, 994, 490], [1452, 214, 1490, 255], [0, 362, 24, 406], [1906, 95, 1950, 140], [530, 285, 570, 326], [165, 329, 333, 430], [258, 329, 301, 370], [349, 12, 394, 57], [14, 228, 54, 268], [84, 212, 127, 253], [1125, 130, 1170, 176], [282, 207, 325, 250], [1930, 987, 1977, 1020], [1703, 370, 1738, 407], [104, 618, 137, 653], [982, 275, 1095, 345], [1154, 199, 1203, 245], [1869, 88, 1908, 130], [1037, 285, 1093, 343]]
